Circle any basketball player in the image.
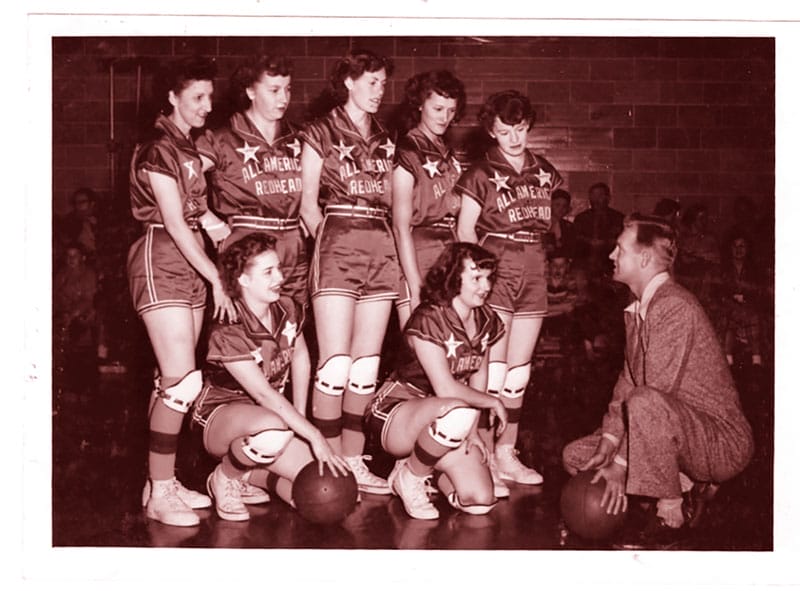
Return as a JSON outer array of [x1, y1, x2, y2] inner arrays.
[[298, 49, 398, 495], [192, 233, 349, 521], [127, 56, 236, 527], [456, 90, 563, 488]]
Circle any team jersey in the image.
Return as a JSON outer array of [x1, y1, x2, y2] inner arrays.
[[392, 302, 505, 395], [395, 128, 461, 226], [130, 113, 209, 225], [197, 113, 303, 219], [204, 296, 303, 395], [454, 146, 563, 235], [300, 106, 394, 209]]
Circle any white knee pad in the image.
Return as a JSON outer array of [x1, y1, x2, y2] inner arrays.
[[487, 361, 508, 397], [159, 370, 202, 413], [314, 355, 352, 396], [241, 428, 294, 465], [348, 355, 380, 395], [448, 491, 496, 515], [502, 363, 531, 399], [429, 406, 480, 448]]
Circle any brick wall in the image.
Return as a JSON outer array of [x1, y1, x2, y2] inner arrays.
[[52, 35, 774, 229]]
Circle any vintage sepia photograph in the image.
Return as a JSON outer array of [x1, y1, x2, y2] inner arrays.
[[17, 4, 800, 589]]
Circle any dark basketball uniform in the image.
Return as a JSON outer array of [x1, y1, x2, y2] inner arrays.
[[369, 302, 505, 440], [301, 106, 399, 301], [127, 113, 210, 315], [455, 146, 563, 318], [395, 128, 462, 306], [192, 296, 303, 430], [197, 113, 308, 306]]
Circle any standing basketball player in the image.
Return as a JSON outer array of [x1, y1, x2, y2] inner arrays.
[[127, 56, 236, 527], [299, 49, 398, 495]]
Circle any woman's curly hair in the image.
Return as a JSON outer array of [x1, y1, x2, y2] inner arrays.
[[218, 233, 278, 298], [228, 55, 293, 113], [478, 89, 535, 133], [394, 70, 466, 134], [420, 242, 498, 306], [329, 48, 394, 106]]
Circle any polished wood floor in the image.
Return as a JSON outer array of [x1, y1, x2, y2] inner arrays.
[[52, 335, 773, 552]]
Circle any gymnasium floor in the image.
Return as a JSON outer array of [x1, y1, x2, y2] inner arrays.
[[51, 321, 773, 553]]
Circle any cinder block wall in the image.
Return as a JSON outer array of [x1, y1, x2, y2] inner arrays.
[[52, 36, 774, 228]]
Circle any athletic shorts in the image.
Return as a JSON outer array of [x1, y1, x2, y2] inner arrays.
[[191, 383, 252, 429], [479, 234, 547, 318], [310, 211, 400, 302], [220, 222, 309, 307], [127, 225, 207, 315], [366, 381, 428, 450], [397, 224, 456, 308]]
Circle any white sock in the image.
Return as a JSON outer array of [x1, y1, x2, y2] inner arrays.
[[657, 497, 685, 528]]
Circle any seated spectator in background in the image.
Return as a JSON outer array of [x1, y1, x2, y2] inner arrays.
[[53, 243, 98, 390], [545, 249, 576, 317], [675, 203, 720, 312], [545, 189, 578, 260], [716, 232, 765, 367], [653, 198, 681, 228], [57, 187, 98, 264], [573, 182, 624, 276]]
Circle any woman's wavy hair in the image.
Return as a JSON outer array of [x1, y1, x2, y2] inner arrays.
[[218, 232, 278, 298], [329, 48, 394, 106], [228, 55, 293, 113], [394, 70, 467, 134], [478, 89, 535, 133], [421, 242, 498, 306], [153, 55, 217, 115]]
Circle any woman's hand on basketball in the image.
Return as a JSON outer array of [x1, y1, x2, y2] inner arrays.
[[309, 433, 350, 477], [211, 283, 238, 324], [594, 463, 627, 515]]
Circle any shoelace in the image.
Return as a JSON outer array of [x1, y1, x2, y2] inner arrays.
[[349, 455, 383, 482], [407, 473, 434, 508]]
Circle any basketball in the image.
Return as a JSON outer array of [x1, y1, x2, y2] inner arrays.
[[560, 470, 626, 540], [292, 462, 359, 525]]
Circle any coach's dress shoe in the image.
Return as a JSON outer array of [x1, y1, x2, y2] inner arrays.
[[684, 482, 720, 529]]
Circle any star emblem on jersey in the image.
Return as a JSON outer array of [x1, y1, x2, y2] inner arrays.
[[236, 141, 260, 164], [380, 138, 395, 159], [286, 138, 302, 158], [183, 161, 198, 179], [422, 156, 441, 178], [480, 333, 490, 353], [489, 170, 511, 192], [444, 333, 464, 358], [534, 169, 552, 187], [281, 320, 298, 344], [250, 348, 263, 365], [333, 139, 355, 161]]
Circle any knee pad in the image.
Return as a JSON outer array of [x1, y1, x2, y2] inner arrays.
[[501, 363, 531, 399], [241, 428, 294, 465], [429, 406, 480, 448], [448, 491, 496, 515], [314, 355, 352, 396], [487, 361, 507, 397], [348, 355, 380, 395], [158, 370, 202, 413]]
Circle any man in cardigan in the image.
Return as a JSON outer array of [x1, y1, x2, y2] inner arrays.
[[562, 213, 754, 547]]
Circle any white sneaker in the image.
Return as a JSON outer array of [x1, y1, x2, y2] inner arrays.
[[142, 477, 212, 509], [145, 479, 200, 527], [344, 455, 391, 495], [494, 444, 543, 485], [488, 454, 511, 498], [388, 459, 439, 520], [240, 472, 271, 505], [206, 465, 250, 522], [446, 491, 496, 516]]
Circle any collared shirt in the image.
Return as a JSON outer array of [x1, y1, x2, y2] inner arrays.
[[197, 112, 303, 219], [623, 271, 671, 322], [300, 106, 394, 209], [454, 146, 563, 234], [395, 127, 461, 226], [130, 113, 209, 225]]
